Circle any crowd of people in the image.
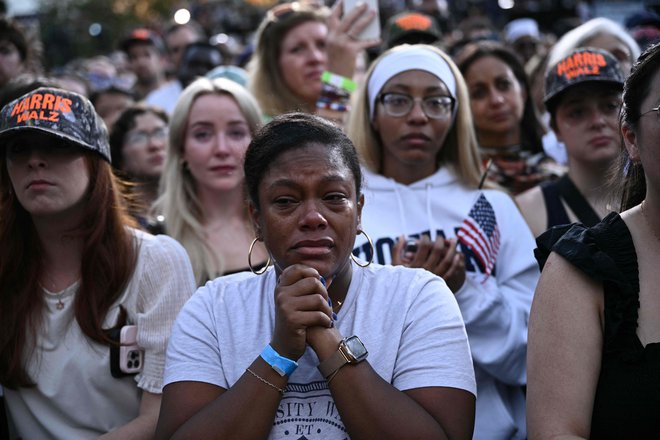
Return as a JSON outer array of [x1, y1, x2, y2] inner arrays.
[[0, 1, 659, 439]]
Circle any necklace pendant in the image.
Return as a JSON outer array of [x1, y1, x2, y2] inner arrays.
[[56, 299, 65, 310]]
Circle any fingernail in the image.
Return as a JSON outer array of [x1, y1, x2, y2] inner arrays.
[[328, 297, 333, 307], [332, 312, 338, 321], [329, 320, 334, 328], [319, 276, 326, 287]]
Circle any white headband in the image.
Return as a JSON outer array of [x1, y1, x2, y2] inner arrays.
[[367, 46, 457, 120]]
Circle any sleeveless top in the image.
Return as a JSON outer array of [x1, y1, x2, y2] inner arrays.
[[535, 212, 660, 439], [539, 179, 571, 227], [539, 175, 600, 229]]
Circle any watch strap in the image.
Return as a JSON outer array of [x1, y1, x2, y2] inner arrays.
[[318, 347, 349, 379], [260, 345, 298, 377]]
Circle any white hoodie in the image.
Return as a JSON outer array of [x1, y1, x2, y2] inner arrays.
[[354, 166, 539, 440]]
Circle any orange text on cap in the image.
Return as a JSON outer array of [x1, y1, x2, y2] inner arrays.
[[556, 52, 607, 81], [9, 93, 73, 123]]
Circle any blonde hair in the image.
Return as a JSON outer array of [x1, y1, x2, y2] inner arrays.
[[346, 44, 484, 188], [152, 77, 262, 284], [247, 1, 329, 117]]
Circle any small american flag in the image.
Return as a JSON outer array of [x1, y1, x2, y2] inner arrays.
[[457, 194, 500, 279]]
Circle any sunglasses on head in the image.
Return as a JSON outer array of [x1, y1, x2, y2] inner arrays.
[[266, 1, 322, 22]]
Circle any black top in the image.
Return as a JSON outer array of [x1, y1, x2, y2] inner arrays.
[[540, 178, 571, 227], [540, 174, 601, 230], [536, 212, 660, 439]]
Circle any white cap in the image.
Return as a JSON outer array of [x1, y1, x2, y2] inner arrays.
[[504, 18, 540, 43]]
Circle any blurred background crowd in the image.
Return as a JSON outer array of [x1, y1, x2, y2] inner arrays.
[[2, 0, 659, 103]]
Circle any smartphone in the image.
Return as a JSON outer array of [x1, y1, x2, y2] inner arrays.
[[109, 325, 144, 378], [343, 0, 380, 41]]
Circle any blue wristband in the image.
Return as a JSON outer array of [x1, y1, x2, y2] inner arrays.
[[260, 345, 298, 376]]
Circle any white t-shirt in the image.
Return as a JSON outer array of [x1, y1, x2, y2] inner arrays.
[[4, 230, 196, 440], [165, 261, 476, 439]]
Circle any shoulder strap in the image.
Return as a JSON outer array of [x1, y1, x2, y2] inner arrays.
[[555, 175, 601, 226], [540, 180, 572, 227]]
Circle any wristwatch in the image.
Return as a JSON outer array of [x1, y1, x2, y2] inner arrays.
[[318, 335, 368, 379]]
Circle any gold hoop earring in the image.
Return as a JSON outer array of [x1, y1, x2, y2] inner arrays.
[[248, 237, 271, 275], [350, 230, 374, 268]]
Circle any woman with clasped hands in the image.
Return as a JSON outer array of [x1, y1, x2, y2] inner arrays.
[[155, 113, 476, 439], [528, 42, 660, 439]]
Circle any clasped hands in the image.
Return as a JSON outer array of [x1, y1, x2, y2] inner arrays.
[[270, 265, 342, 362]]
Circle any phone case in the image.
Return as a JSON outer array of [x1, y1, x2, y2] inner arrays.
[[109, 325, 144, 378], [343, 0, 380, 40]]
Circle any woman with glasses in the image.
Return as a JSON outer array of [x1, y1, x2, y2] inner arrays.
[[152, 77, 269, 286], [110, 104, 168, 229], [455, 41, 559, 195], [346, 44, 539, 440], [247, 0, 378, 121], [528, 42, 660, 439]]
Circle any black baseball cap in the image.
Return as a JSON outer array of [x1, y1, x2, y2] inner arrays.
[[0, 87, 111, 162], [385, 12, 441, 49], [544, 47, 625, 112], [119, 28, 165, 54]]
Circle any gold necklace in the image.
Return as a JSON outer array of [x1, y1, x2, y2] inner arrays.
[[640, 201, 660, 242]]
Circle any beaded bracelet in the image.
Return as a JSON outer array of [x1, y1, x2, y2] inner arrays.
[[316, 101, 350, 112], [246, 367, 285, 395]]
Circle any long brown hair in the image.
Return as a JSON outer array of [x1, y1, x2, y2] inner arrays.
[[455, 40, 546, 155], [0, 152, 138, 389]]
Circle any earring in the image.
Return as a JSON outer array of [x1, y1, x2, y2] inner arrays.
[[350, 229, 374, 268], [248, 237, 271, 275]]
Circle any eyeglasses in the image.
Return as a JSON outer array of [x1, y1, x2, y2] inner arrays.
[[379, 93, 455, 119], [126, 127, 168, 146], [640, 106, 660, 119]]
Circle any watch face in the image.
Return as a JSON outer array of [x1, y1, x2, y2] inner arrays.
[[344, 335, 368, 362]]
